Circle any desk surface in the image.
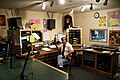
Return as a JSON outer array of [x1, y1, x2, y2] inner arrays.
[[35, 47, 114, 56], [34, 48, 59, 55], [0, 58, 68, 80]]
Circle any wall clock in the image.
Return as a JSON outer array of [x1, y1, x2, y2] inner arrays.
[[94, 12, 100, 18]]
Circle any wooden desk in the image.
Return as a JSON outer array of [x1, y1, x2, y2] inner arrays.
[[82, 49, 118, 77], [36, 48, 59, 55], [34, 48, 59, 66], [34, 47, 83, 66]]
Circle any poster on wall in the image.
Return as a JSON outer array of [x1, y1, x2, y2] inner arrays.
[[107, 10, 120, 27], [99, 16, 106, 26], [30, 19, 40, 30], [43, 19, 47, 32], [109, 30, 120, 45], [0, 15, 6, 26]]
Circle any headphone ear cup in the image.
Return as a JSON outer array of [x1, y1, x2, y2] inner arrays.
[[61, 37, 67, 41], [64, 37, 67, 41]]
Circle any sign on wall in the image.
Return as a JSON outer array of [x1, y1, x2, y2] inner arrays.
[[99, 16, 106, 26], [107, 10, 120, 27], [30, 19, 40, 30]]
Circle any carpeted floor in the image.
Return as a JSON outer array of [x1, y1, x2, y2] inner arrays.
[[63, 65, 112, 80], [0, 58, 113, 80]]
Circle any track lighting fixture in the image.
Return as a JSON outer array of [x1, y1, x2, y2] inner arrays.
[[81, 6, 85, 12], [96, 0, 100, 3], [42, 3, 46, 10], [50, 0, 54, 7], [90, 3, 93, 10], [103, 0, 108, 6], [70, 9, 74, 14]]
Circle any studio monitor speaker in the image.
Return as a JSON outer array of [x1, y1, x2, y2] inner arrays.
[[7, 17, 22, 30], [47, 19, 55, 30]]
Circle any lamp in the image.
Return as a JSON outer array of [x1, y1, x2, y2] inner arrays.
[[103, 0, 108, 6], [42, 2, 46, 10], [96, 0, 100, 3], [81, 6, 85, 12], [90, 3, 93, 10]]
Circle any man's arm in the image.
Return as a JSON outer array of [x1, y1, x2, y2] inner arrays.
[[65, 50, 74, 58], [55, 41, 61, 50], [65, 43, 74, 58]]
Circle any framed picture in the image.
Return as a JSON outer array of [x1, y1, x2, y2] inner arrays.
[[0, 15, 6, 26], [90, 29, 107, 42], [107, 10, 120, 27], [109, 30, 120, 45], [99, 16, 106, 26]]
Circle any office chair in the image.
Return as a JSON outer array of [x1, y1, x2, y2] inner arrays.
[[63, 56, 72, 76]]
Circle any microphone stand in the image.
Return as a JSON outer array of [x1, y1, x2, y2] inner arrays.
[[9, 41, 21, 69], [20, 44, 33, 80]]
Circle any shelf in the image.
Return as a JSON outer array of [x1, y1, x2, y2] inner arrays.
[[82, 48, 118, 77], [7, 30, 43, 55], [67, 28, 82, 46]]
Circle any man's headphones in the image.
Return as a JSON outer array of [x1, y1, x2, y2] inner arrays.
[[61, 37, 67, 41]]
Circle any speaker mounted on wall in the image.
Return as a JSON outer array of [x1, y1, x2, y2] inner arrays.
[[47, 19, 55, 30], [7, 17, 22, 30]]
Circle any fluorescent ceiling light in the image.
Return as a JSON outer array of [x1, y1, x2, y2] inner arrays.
[[42, 3, 46, 10], [59, 0, 65, 4]]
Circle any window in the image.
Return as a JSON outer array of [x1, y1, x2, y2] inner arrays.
[[90, 29, 107, 42]]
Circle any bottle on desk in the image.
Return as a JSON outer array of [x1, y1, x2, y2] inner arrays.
[[82, 44, 86, 49]]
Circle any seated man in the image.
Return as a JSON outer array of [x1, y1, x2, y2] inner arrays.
[[56, 37, 74, 69]]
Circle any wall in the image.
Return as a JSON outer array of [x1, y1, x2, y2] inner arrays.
[[0, 9, 8, 39], [74, 8, 120, 46], [20, 11, 64, 41], [0, 9, 64, 41]]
